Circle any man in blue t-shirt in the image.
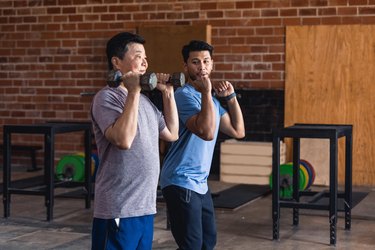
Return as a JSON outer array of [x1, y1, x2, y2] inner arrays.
[[160, 40, 245, 250]]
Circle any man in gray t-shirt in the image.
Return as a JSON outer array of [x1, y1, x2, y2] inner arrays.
[[90, 32, 178, 250]]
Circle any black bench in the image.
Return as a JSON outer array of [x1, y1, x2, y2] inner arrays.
[[0, 144, 42, 172]]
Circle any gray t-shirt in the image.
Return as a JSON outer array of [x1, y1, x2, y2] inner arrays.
[[91, 86, 166, 219]]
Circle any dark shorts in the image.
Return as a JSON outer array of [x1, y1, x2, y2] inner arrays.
[[162, 185, 217, 250], [91, 215, 154, 250]]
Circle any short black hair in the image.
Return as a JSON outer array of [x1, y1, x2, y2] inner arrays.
[[181, 40, 213, 63], [106, 32, 145, 70]]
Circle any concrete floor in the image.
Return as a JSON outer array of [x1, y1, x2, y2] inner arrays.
[[0, 171, 375, 249]]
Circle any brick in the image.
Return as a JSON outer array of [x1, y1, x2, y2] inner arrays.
[[338, 7, 358, 15], [236, 1, 253, 9], [256, 27, 274, 35], [218, 2, 235, 9], [183, 12, 199, 19], [349, 0, 367, 5], [201, 2, 217, 10], [224, 72, 242, 79], [310, 0, 329, 6], [319, 8, 337, 15], [207, 11, 223, 18], [226, 19, 250, 26], [283, 17, 302, 25], [321, 16, 342, 24], [243, 10, 261, 17], [359, 7, 375, 15], [214, 63, 233, 71], [63, 7, 76, 14], [341, 16, 363, 24], [253, 63, 271, 70], [250, 46, 267, 53], [264, 18, 282, 26], [238, 28, 255, 36], [228, 37, 246, 44], [263, 54, 281, 62], [264, 36, 284, 44], [262, 9, 279, 17], [244, 72, 261, 79], [254, 1, 272, 8], [329, 0, 348, 5], [233, 63, 253, 71], [69, 14, 83, 22], [291, 0, 309, 7], [302, 17, 322, 25], [299, 8, 317, 16], [246, 37, 263, 44], [362, 16, 375, 23], [225, 10, 243, 18]]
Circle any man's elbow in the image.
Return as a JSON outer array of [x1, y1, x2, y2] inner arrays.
[[114, 138, 133, 150], [234, 130, 246, 139], [168, 134, 179, 142], [198, 130, 215, 141]]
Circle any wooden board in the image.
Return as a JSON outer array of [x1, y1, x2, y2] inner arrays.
[[220, 140, 286, 185], [137, 25, 211, 74], [285, 25, 375, 186]]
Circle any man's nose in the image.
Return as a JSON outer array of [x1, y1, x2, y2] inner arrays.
[[197, 61, 205, 69]]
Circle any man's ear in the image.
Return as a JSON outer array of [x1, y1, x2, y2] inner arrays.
[[111, 57, 121, 70]]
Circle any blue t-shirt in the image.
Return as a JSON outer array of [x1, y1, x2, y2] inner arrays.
[[160, 84, 226, 194]]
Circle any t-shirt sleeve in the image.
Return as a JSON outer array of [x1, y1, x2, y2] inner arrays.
[[91, 90, 123, 134], [175, 90, 201, 125]]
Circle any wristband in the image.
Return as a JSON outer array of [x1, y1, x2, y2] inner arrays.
[[224, 92, 236, 101]]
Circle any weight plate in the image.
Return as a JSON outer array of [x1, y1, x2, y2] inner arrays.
[[56, 155, 85, 182], [74, 152, 97, 177], [300, 160, 313, 189], [301, 159, 316, 186], [299, 163, 310, 190], [269, 163, 306, 199]]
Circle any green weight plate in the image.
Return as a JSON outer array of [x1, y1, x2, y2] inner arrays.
[[269, 163, 306, 199], [283, 162, 306, 191], [56, 155, 85, 182]]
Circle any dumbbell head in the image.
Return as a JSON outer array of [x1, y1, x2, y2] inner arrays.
[[140, 72, 157, 91], [168, 72, 185, 88], [107, 70, 122, 88], [106, 70, 157, 91]]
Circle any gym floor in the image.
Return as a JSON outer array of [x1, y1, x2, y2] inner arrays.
[[0, 171, 374, 249]]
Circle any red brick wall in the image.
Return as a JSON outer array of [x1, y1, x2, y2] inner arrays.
[[1, 0, 375, 165]]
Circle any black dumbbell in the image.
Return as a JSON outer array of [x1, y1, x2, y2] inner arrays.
[[107, 70, 185, 90], [107, 70, 157, 91], [168, 72, 185, 88]]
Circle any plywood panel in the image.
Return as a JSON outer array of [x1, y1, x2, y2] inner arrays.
[[285, 25, 375, 186], [137, 25, 211, 74]]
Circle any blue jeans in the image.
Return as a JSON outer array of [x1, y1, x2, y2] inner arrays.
[[162, 185, 217, 250], [91, 215, 154, 250]]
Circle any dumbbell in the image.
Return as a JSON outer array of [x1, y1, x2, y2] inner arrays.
[[107, 70, 185, 91], [107, 70, 157, 91]]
